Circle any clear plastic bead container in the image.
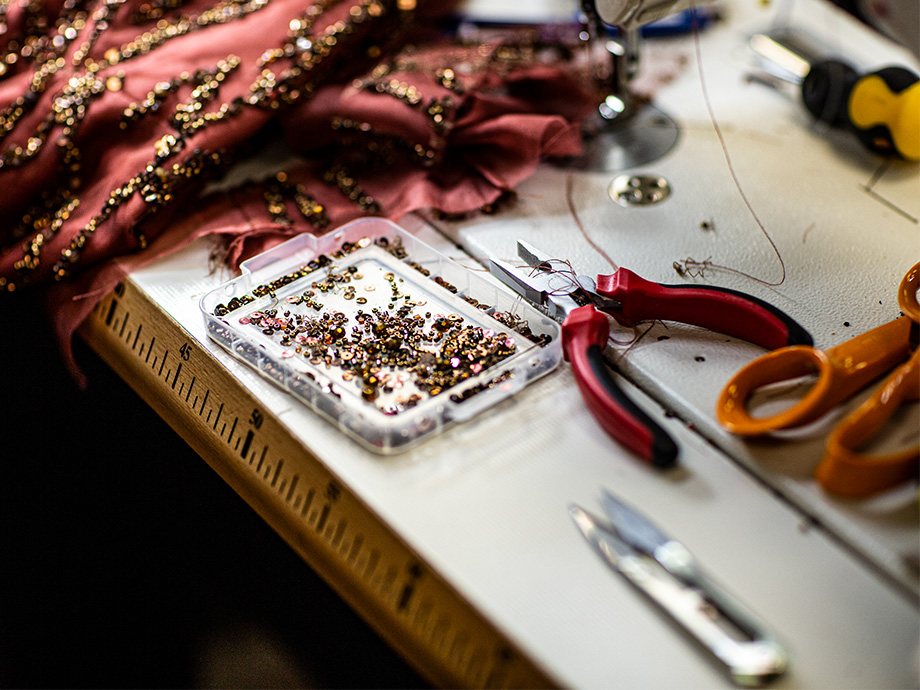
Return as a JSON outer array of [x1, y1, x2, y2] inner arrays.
[[200, 217, 562, 454]]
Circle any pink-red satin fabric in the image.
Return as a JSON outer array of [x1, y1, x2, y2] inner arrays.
[[0, 0, 595, 376]]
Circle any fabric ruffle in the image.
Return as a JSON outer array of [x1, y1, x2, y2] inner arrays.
[[0, 0, 596, 378]]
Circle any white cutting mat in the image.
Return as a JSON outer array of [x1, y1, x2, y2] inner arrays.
[[130, 0, 920, 686]]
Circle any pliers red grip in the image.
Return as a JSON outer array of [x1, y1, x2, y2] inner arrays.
[[489, 241, 812, 467], [563, 305, 678, 466], [597, 268, 812, 352]]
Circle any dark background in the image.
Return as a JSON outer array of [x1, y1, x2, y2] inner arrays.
[[0, 289, 429, 688]]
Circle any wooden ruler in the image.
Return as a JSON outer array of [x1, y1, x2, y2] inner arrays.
[[78, 277, 559, 689]]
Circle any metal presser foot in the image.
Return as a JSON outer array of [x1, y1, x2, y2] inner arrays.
[[568, 1, 681, 171]]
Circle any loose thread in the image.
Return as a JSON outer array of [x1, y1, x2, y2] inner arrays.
[[564, 172, 618, 272], [511, 251, 646, 346], [610, 322, 656, 361], [686, 2, 786, 287], [557, 180, 646, 346]]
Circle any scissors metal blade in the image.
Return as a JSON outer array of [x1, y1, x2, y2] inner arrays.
[[569, 504, 638, 566], [601, 490, 783, 636], [601, 489, 672, 557], [571, 495, 788, 687]]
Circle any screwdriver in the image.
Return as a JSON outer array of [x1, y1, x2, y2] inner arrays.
[[801, 59, 919, 161], [749, 29, 920, 161]]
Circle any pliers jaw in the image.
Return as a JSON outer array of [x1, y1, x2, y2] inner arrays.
[[516, 240, 623, 314], [487, 256, 582, 322]]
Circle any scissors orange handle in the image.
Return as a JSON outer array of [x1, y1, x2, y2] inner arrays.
[[717, 315, 914, 436], [815, 349, 919, 496], [814, 263, 920, 496]]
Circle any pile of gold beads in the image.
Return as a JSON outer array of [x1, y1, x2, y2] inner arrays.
[[213, 235, 552, 414]]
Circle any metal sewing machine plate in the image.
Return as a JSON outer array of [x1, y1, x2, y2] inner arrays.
[[201, 218, 563, 454], [609, 174, 671, 206]]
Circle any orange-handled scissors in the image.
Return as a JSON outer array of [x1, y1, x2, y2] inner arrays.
[[717, 262, 919, 497]]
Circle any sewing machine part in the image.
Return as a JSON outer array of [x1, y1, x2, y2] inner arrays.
[[592, 0, 712, 31], [608, 173, 671, 206], [569, 1, 682, 171]]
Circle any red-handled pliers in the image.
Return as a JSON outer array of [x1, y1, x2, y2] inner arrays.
[[488, 241, 813, 468]]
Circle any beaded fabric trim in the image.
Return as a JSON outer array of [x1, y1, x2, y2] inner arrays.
[[0, 0, 414, 291]]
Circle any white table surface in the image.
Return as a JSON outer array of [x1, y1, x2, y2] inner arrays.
[[128, 0, 919, 686]]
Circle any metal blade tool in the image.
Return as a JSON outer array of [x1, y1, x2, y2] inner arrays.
[[570, 490, 788, 686]]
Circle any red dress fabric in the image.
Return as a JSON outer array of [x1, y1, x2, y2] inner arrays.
[[0, 0, 595, 377]]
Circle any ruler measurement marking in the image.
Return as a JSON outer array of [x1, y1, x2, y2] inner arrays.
[[383, 564, 397, 596], [348, 534, 363, 563], [301, 488, 315, 517], [286, 474, 299, 502], [81, 281, 555, 690], [414, 599, 432, 630], [332, 519, 346, 549], [468, 651, 487, 686], [105, 299, 117, 326], [365, 550, 380, 579], [431, 617, 450, 651], [398, 581, 416, 612], [316, 504, 330, 532], [240, 429, 253, 458], [450, 633, 470, 666], [227, 417, 237, 446]]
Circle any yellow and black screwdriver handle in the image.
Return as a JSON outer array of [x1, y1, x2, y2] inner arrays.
[[802, 59, 919, 161]]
